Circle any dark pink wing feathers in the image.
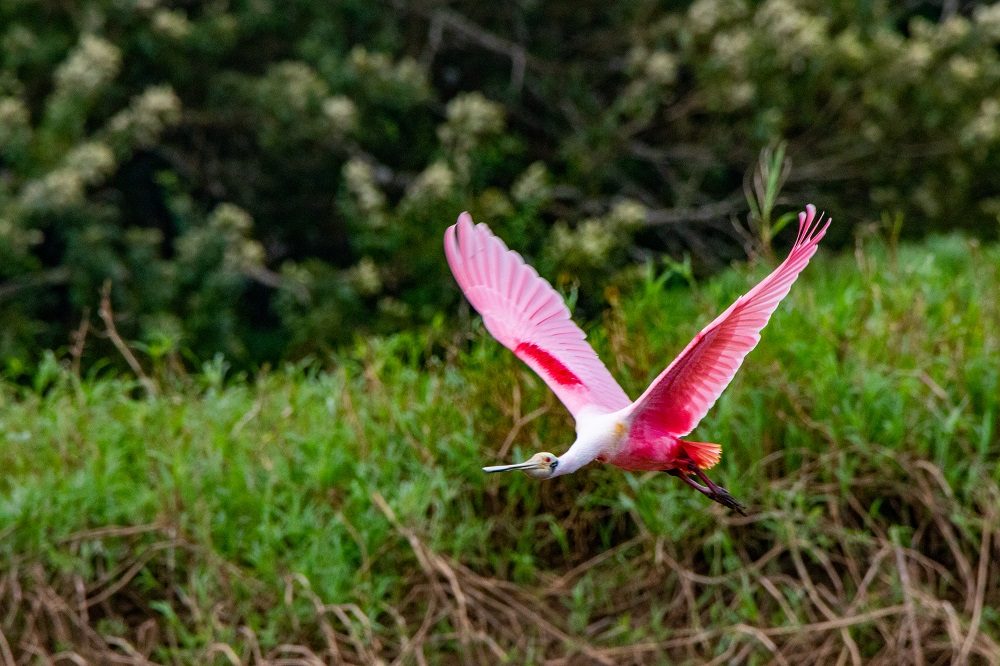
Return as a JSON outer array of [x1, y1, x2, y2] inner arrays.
[[628, 205, 831, 437], [445, 213, 631, 418]]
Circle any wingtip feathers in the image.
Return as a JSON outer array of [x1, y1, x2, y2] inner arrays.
[[794, 204, 831, 253]]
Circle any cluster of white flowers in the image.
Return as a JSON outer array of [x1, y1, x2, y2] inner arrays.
[[377, 296, 410, 319], [348, 257, 382, 296], [948, 55, 980, 83], [512, 162, 552, 204], [687, 0, 748, 36], [975, 3, 1000, 40], [230, 235, 266, 272], [553, 218, 616, 265], [607, 199, 647, 227], [755, 0, 828, 65], [152, 9, 192, 39], [106, 85, 182, 151], [3, 25, 37, 56], [711, 29, 752, 74], [175, 203, 264, 273], [621, 46, 680, 113], [322, 95, 357, 133], [962, 98, 1000, 147], [404, 161, 455, 204], [343, 158, 387, 227], [348, 47, 429, 97], [551, 200, 645, 268], [268, 62, 328, 112], [436, 92, 505, 180], [20, 169, 86, 212], [64, 142, 116, 183], [645, 50, 679, 86], [861, 120, 883, 143], [0, 97, 30, 150], [706, 29, 756, 107], [834, 29, 866, 67], [280, 262, 314, 295], [54, 35, 121, 98], [349, 47, 391, 71], [936, 15, 971, 48], [477, 189, 514, 219], [0, 96, 29, 126], [899, 39, 934, 73], [0, 217, 43, 250], [727, 81, 756, 108], [873, 26, 905, 55], [209, 202, 253, 233], [438, 92, 505, 153], [19, 141, 117, 213]]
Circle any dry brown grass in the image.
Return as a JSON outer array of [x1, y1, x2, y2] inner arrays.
[[4, 235, 999, 663], [4, 448, 998, 665]]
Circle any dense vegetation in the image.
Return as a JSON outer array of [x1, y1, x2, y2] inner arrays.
[[2, 1, 1000, 369], [2, 231, 998, 663], [3, 1, 999, 662]]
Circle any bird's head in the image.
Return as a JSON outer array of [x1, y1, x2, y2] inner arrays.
[[483, 452, 559, 479]]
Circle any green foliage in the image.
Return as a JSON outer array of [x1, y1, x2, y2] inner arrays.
[[2, 233, 999, 661], [1, 1, 999, 369]]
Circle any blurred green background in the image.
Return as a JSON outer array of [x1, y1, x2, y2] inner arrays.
[[2, 0, 999, 371], [2, 1, 1000, 663]]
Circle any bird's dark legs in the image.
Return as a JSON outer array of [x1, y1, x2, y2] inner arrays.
[[666, 461, 748, 516], [667, 468, 713, 495]]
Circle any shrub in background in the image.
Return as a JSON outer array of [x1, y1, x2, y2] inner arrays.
[[0, 0, 998, 370]]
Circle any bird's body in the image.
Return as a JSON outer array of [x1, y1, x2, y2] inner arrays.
[[447, 206, 830, 511], [554, 407, 696, 474]]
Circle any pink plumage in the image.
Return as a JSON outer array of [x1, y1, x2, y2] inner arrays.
[[626, 205, 830, 438], [447, 206, 830, 513], [444, 212, 631, 417]]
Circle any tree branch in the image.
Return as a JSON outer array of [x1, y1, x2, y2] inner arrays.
[[98, 280, 158, 397]]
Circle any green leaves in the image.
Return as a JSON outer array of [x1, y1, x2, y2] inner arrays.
[[4, 232, 1000, 661], [2, 1, 1000, 374]]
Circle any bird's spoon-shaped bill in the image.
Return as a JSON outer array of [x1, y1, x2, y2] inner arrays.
[[483, 461, 542, 473]]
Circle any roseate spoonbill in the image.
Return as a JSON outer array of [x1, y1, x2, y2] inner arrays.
[[444, 205, 830, 514]]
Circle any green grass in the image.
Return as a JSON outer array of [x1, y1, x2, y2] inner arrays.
[[2, 232, 999, 663]]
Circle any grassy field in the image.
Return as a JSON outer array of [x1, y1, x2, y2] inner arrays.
[[2, 231, 999, 664]]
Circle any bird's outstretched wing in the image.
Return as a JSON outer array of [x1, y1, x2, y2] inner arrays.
[[627, 205, 830, 437], [445, 212, 631, 418]]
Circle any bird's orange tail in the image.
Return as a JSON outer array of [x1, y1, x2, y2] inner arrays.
[[680, 440, 722, 470]]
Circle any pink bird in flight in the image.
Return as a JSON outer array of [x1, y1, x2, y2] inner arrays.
[[444, 205, 830, 514]]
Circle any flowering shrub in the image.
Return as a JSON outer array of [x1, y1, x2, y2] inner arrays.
[[0, 1, 997, 368]]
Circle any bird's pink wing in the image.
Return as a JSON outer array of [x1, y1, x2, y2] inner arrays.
[[627, 205, 831, 437], [445, 212, 631, 418]]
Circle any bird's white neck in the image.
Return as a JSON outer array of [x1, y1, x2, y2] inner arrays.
[[552, 443, 596, 477], [552, 409, 630, 477]]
